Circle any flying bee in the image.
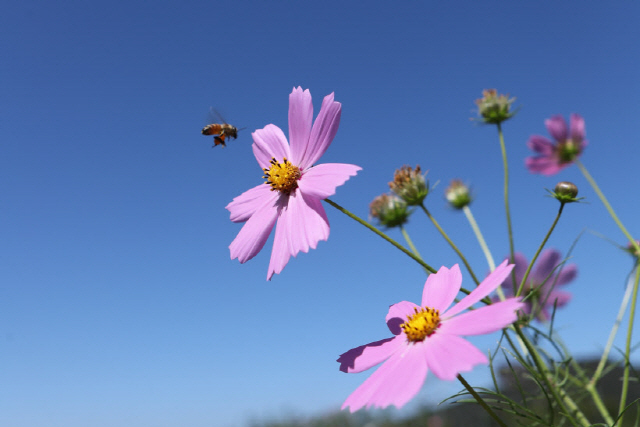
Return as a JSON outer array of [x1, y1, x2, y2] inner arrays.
[[201, 108, 241, 148]]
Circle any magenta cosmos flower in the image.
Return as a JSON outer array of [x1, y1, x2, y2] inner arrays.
[[500, 250, 577, 321], [226, 88, 361, 280], [525, 114, 587, 175], [338, 261, 524, 411]]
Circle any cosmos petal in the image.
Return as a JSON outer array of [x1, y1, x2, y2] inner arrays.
[[545, 115, 568, 142], [266, 190, 330, 280], [385, 301, 420, 335], [555, 264, 577, 286], [225, 183, 277, 223], [538, 291, 572, 320], [424, 334, 487, 381], [422, 264, 462, 312], [288, 87, 313, 166], [445, 260, 513, 318], [299, 93, 341, 169], [527, 135, 554, 155], [532, 249, 561, 284], [252, 124, 291, 170], [229, 197, 280, 263], [297, 163, 362, 199], [441, 298, 524, 336], [341, 344, 427, 411], [338, 336, 403, 373], [525, 156, 564, 176], [569, 113, 586, 142]]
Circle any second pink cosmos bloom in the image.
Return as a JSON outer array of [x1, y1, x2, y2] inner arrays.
[[338, 261, 524, 411], [226, 87, 361, 280], [525, 113, 587, 176]]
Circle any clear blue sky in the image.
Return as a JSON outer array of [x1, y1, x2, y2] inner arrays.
[[2, 2, 639, 426]]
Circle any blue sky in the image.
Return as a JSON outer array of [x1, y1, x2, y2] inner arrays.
[[2, 1, 640, 426]]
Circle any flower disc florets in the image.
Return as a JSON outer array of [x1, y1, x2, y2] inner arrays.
[[263, 157, 301, 194], [369, 193, 410, 228], [401, 306, 440, 342], [389, 165, 429, 206], [475, 89, 516, 124], [445, 179, 472, 209]]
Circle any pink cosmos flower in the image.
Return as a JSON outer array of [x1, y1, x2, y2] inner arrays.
[[525, 114, 587, 175], [226, 87, 361, 280], [338, 261, 524, 411], [499, 250, 577, 321]]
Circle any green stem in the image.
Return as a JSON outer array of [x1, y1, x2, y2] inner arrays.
[[420, 203, 480, 285], [497, 123, 517, 292], [457, 374, 508, 427], [617, 263, 640, 423], [517, 203, 565, 297], [323, 198, 437, 274], [463, 205, 496, 271], [400, 226, 422, 259], [514, 327, 589, 426]]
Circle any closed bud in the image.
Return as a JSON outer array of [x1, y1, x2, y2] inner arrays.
[[549, 181, 582, 204], [475, 89, 516, 125], [389, 165, 429, 206], [369, 193, 410, 228], [445, 179, 472, 209]]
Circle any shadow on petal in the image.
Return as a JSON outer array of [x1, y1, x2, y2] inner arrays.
[[338, 337, 395, 373]]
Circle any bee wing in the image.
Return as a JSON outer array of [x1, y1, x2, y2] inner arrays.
[[207, 107, 229, 125]]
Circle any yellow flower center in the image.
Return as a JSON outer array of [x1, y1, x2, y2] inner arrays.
[[263, 157, 301, 194], [401, 306, 441, 342]]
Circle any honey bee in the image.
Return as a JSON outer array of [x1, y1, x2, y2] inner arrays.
[[201, 108, 240, 148]]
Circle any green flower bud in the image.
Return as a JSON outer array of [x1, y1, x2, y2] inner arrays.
[[445, 179, 472, 209], [548, 181, 582, 204], [389, 165, 429, 206], [369, 193, 410, 228], [475, 89, 516, 125]]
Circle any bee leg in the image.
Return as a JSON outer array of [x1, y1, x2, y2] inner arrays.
[[214, 136, 226, 148]]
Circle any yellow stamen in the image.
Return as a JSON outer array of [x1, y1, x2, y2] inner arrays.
[[401, 306, 440, 342], [263, 157, 301, 194]]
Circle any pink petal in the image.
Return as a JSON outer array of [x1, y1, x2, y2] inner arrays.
[[342, 343, 427, 411], [288, 87, 313, 167], [225, 183, 276, 223], [532, 249, 561, 284], [297, 163, 361, 199], [525, 156, 563, 176], [266, 190, 330, 280], [252, 124, 291, 170], [422, 264, 462, 312], [545, 115, 568, 142], [527, 135, 554, 155], [338, 336, 403, 373], [569, 113, 585, 142], [539, 291, 572, 320], [500, 253, 528, 294], [424, 334, 487, 381], [229, 197, 280, 263], [555, 264, 577, 286], [445, 260, 513, 318], [299, 93, 341, 169], [441, 298, 524, 336], [386, 301, 420, 335]]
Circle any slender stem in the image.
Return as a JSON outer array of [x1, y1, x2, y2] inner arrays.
[[576, 160, 640, 254], [420, 203, 480, 285], [617, 263, 640, 423], [592, 266, 636, 383], [457, 374, 508, 427], [497, 123, 517, 292], [463, 205, 496, 271], [323, 198, 437, 274], [514, 327, 589, 426], [517, 203, 565, 297], [400, 226, 421, 259]]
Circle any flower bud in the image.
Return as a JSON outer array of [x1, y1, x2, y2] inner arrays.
[[475, 89, 516, 124], [625, 240, 640, 259], [549, 181, 581, 204], [389, 165, 429, 206], [445, 179, 472, 209], [369, 193, 410, 228]]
